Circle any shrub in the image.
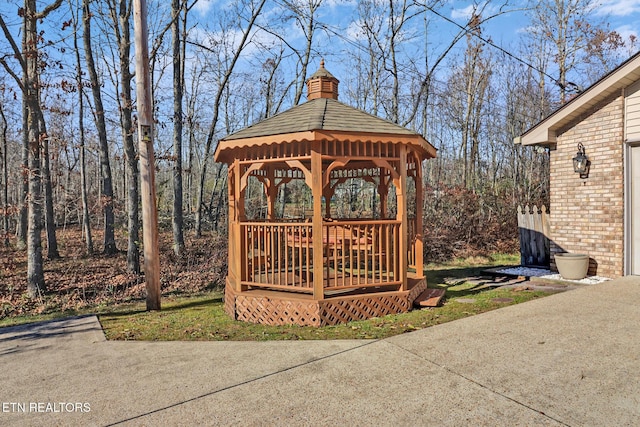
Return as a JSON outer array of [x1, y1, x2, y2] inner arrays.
[[422, 185, 519, 262]]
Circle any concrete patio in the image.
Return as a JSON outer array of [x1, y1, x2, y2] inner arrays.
[[1, 275, 638, 426]]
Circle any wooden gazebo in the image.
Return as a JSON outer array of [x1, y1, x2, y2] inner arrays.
[[215, 61, 437, 326]]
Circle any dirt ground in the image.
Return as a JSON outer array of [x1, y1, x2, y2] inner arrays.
[[0, 227, 228, 319]]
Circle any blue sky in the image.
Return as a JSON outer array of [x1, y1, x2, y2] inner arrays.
[[2, 0, 640, 125], [187, 0, 640, 44], [183, 0, 640, 83], [2, 1, 639, 73], [430, 1, 640, 52]]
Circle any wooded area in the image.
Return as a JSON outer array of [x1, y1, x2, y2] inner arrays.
[[0, 0, 635, 310]]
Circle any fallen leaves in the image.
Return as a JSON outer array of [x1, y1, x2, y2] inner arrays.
[[0, 227, 228, 320]]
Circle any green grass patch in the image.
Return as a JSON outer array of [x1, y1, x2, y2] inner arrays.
[[98, 286, 548, 341], [97, 254, 547, 341], [2, 254, 555, 341]]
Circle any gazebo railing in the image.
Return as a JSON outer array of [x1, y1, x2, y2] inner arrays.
[[240, 220, 401, 294], [407, 216, 417, 269]]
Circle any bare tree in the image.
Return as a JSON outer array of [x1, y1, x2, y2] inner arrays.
[[40, 103, 60, 259], [171, 0, 185, 256], [350, 0, 387, 115], [406, 1, 512, 128], [194, 0, 267, 237], [282, 0, 323, 105], [0, 11, 27, 250], [106, 0, 140, 273], [259, 47, 289, 119], [184, 56, 205, 214], [457, 17, 491, 190], [71, 0, 93, 253], [83, 0, 118, 255], [0, 90, 8, 247], [0, 0, 64, 295], [528, 0, 599, 103]]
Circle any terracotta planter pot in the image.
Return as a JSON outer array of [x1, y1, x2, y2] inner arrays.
[[555, 253, 589, 280]]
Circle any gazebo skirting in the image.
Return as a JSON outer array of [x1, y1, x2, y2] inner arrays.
[[224, 276, 426, 326]]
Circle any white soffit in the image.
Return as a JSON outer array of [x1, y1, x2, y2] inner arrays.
[[518, 52, 640, 146]]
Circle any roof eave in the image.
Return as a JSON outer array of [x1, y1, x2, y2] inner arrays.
[[519, 50, 640, 146], [214, 129, 437, 163], [214, 131, 317, 163]]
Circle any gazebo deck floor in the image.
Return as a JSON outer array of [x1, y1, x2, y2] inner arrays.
[[225, 274, 427, 326]]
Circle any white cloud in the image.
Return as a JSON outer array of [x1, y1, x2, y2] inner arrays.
[[596, 0, 640, 17], [345, 19, 367, 41], [193, 0, 216, 16], [450, 2, 500, 22], [324, 0, 357, 8], [451, 5, 475, 20]]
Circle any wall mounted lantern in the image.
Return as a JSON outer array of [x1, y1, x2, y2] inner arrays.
[[572, 143, 590, 178]]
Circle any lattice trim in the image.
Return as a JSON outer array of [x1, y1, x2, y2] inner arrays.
[[225, 278, 428, 326], [235, 295, 321, 326], [224, 282, 238, 319], [319, 294, 410, 325]]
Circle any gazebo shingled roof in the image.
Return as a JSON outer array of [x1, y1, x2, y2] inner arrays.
[[215, 61, 436, 163], [222, 98, 421, 140]]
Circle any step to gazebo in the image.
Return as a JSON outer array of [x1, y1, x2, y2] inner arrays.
[[413, 288, 446, 307]]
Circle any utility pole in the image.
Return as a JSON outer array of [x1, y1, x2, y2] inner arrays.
[[133, 0, 161, 310]]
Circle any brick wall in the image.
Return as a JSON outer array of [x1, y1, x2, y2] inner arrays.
[[550, 93, 625, 278]]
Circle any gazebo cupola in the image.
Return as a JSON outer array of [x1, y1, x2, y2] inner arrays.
[[306, 59, 339, 100], [215, 61, 437, 326]]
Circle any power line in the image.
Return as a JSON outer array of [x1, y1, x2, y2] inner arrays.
[[417, 2, 582, 94], [271, 0, 579, 96]]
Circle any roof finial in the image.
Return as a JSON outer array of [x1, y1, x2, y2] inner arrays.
[[320, 58, 325, 68]]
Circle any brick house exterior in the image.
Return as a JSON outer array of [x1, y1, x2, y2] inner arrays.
[[518, 52, 640, 278]]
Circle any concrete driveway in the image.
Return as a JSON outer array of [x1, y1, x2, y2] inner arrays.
[[1, 276, 638, 426]]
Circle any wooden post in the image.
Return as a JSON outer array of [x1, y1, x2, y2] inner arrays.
[[133, 0, 161, 310], [378, 169, 389, 219], [415, 158, 424, 278], [266, 167, 277, 220], [397, 146, 408, 291], [311, 147, 324, 300], [227, 164, 238, 288], [234, 159, 246, 291]]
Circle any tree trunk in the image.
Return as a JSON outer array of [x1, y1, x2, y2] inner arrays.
[[122, 49, 140, 274], [83, 0, 117, 255], [25, 0, 45, 296], [0, 100, 8, 247], [185, 61, 202, 215], [207, 164, 225, 231], [194, 0, 266, 237], [111, 0, 140, 273], [17, 74, 28, 250], [171, 0, 185, 256], [40, 115, 59, 259], [74, 6, 93, 253]]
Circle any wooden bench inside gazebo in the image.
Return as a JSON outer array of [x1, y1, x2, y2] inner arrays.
[[214, 61, 437, 326]]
